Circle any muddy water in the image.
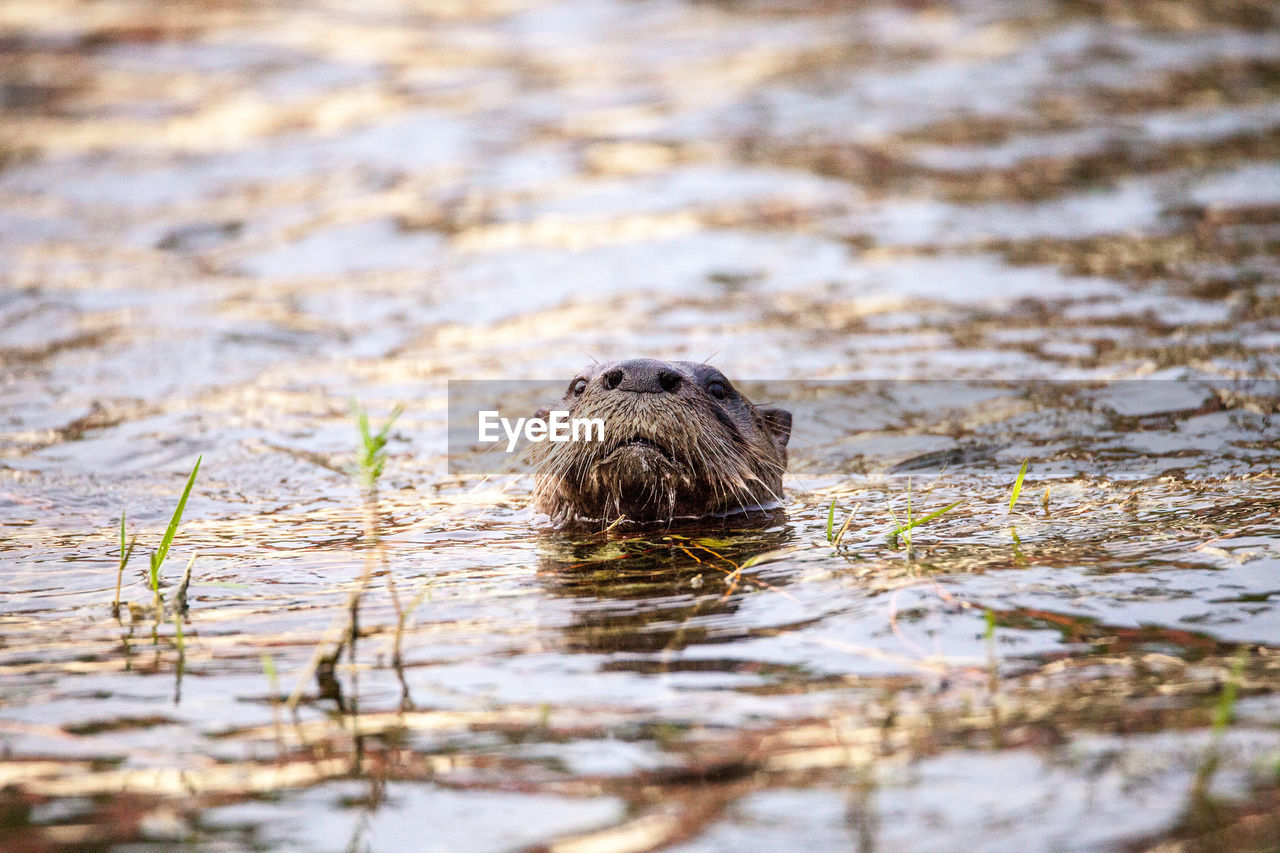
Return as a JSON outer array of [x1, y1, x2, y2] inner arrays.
[[2, 0, 1280, 850]]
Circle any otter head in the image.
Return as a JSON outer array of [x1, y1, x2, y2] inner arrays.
[[529, 358, 791, 525]]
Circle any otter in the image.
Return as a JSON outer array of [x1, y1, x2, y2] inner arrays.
[[529, 358, 791, 525]]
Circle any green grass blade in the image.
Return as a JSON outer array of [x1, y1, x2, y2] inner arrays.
[[891, 501, 961, 536], [1212, 649, 1248, 734], [353, 399, 370, 442], [152, 456, 202, 581], [1008, 458, 1029, 513], [884, 500, 902, 546], [351, 401, 403, 490], [826, 499, 836, 542], [375, 404, 404, 444], [114, 510, 130, 611]]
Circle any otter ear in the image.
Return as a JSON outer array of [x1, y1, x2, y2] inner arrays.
[[758, 407, 791, 449], [533, 407, 551, 421]]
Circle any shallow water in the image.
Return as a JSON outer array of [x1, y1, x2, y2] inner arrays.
[[2, 0, 1280, 850]]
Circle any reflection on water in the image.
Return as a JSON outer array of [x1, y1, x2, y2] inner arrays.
[[539, 521, 793, 655], [2, 0, 1280, 848]]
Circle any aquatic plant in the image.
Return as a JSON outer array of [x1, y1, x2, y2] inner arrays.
[[833, 507, 855, 548], [985, 608, 1002, 748], [351, 400, 403, 495], [825, 498, 857, 548], [1212, 649, 1247, 736], [1181, 649, 1251, 842], [112, 511, 137, 616], [886, 480, 961, 550], [150, 456, 200, 588], [286, 403, 405, 713], [1008, 458, 1029, 512], [112, 456, 200, 615]]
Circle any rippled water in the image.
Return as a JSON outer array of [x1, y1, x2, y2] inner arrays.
[[2, 0, 1280, 849]]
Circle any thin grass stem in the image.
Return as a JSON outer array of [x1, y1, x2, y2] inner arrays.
[[1008, 458, 1029, 513]]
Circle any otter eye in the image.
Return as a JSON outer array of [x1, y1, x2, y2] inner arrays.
[[570, 378, 587, 397], [707, 381, 727, 400]]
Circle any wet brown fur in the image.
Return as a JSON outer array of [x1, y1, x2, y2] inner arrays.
[[530, 359, 791, 526]]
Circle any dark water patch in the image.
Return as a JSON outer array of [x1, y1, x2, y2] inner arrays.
[[745, 124, 1280, 203], [898, 56, 1280, 145], [1051, 0, 1279, 32], [986, 202, 1280, 296], [61, 714, 177, 736]]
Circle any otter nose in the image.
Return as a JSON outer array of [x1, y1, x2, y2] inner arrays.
[[601, 359, 683, 394]]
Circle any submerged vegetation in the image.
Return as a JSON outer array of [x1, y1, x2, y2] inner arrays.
[[286, 401, 406, 714]]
